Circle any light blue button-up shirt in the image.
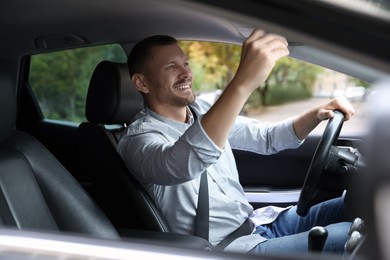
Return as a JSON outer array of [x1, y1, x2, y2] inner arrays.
[[117, 98, 303, 252]]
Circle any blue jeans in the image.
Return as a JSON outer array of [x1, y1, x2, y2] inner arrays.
[[250, 197, 352, 254]]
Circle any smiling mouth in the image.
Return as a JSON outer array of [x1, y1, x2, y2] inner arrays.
[[174, 84, 191, 90]]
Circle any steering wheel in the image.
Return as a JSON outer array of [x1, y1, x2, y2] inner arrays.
[[296, 110, 345, 216]]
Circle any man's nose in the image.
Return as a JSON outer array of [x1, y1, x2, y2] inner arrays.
[[178, 65, 191, 79]]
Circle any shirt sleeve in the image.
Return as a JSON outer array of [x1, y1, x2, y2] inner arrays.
[[228, 116, 304, 154], [117, 117, 223, 186]]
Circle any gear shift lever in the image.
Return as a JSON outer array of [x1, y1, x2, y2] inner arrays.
[[309, 226, 328, 252]]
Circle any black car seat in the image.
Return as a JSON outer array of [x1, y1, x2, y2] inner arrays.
[[0, 70, 120, 240], [78, 61, 171, 233]]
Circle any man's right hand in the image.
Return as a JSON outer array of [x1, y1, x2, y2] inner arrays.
[[201, 29, 289, 148], [232, 29, 289, 93]]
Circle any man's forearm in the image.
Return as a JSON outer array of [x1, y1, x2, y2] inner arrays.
[[201, 80, 252, 148], [292, 106, 322, 141]]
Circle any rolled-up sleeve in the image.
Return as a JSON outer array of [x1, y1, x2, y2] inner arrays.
[[182, 116, 224, 162], [117, 116, 223, 186]]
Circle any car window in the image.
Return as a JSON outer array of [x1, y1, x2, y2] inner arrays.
[[28, 41, 370, 133], [179, 41, 370, 134], [29, 44, 127, 123]]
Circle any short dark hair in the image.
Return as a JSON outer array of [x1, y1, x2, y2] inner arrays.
[[127, 35, 177, 77]]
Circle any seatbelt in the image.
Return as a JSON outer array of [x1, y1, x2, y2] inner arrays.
[[194, 171, 254, 249], [195, 171, 209, 240], [191, 106, 253, 248], [215, 218, 254, 250], [191, 106, 209, 241]]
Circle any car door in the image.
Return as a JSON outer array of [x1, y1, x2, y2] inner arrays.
[[233, 91, 368, 209], [183, 40, 369, 210], [235, 132, 366, 209]]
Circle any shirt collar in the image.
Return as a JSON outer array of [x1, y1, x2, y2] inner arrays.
[[145, 106, 195, 128]]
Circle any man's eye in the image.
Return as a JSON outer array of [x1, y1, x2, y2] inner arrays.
[[166, 65, 175, 70]]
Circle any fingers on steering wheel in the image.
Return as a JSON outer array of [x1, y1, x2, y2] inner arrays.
[[318, 109, 334, 121]]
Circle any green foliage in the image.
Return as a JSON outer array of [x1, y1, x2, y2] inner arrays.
[[29, 44, 127, 122], [29, 41, 325, 124], [257, 57, 323, 106], [179, 41, 323, 107], [351, 78, 370, 88], [179, 41, 240, 92]]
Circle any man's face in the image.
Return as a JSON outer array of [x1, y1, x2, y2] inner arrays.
[[143, 44, 195, 108]]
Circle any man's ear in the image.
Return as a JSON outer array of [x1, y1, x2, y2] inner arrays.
[[132, 74, 149, 94]]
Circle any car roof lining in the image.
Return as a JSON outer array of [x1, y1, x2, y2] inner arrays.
[[1, 0, 389, 83]]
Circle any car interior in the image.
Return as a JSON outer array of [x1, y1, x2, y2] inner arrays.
[[0, 74, 120, 240], [1, 0, 390, 259]]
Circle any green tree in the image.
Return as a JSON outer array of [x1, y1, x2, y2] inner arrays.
[[29, 44, 126, 122], [351, 78, 370, 88], [179, 41, 323, 108], [254, 57, 323, 106], [179, 41, 240, 93]]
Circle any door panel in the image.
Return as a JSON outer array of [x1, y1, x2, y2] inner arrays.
[[234, 133, 365, 208]]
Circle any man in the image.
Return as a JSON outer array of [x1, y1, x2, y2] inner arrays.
[[117, 30, 355, 254]]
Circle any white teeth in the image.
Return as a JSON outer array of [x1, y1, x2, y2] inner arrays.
[[176, 84, 190, 90]]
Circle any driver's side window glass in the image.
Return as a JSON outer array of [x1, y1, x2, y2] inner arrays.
[[178, 41, 369, 134]]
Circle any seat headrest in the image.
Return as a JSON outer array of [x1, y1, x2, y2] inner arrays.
[[85, 61, 144, 125]]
